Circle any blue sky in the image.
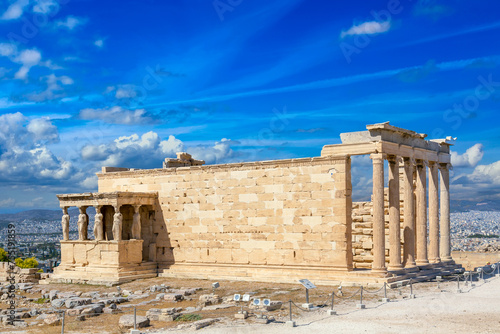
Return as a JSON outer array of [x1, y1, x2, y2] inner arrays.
[[0, 0, 499, 213]]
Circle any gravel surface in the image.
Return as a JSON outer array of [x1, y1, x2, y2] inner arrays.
[[166, 277, 500, 334]]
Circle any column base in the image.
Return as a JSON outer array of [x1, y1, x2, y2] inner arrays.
[[429, 258, 441, 264], [440, 257, 454, 263], [371, 267, 388, 277], [388, 264, 404, 272], [416, 260, 429, 266]]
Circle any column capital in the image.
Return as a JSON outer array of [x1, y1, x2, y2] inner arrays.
[[439, 162, 453, 171], [415, 159, 428, 167], [402, 156, 417, 165], [428, 160, 438, 166], [386, 155, 401, 164], [370, 153, 386, 161], [133, 204, 141, 213], [61, 206, 69, 214], [78, 206, 87, 214]]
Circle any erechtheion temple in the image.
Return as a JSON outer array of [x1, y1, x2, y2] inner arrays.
[[51, 122, 462, 285]]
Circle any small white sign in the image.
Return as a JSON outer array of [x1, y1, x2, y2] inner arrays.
[[242, 294, 250, 302], [233, 294, 241, 301], [253, 299, 261, 306], [299, 279, 317, 290], [263, 299, 271, 306]]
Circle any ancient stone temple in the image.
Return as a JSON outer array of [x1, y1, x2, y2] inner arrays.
[[51, 123, 462, 285]]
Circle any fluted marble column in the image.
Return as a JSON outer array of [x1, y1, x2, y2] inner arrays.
[[439, 164, 453, 262], [428, 162, 441, 263], [371, 153, 387, 274], [388, 155, 403, 271], [403, 158, 417, 268], [415, 161, 429, 266]]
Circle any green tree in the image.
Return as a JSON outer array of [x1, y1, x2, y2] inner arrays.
[[0, 248, 8, 262], [15, 257, 39, 269]]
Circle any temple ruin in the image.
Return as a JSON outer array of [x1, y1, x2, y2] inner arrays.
[[50, 123, 462, 285]]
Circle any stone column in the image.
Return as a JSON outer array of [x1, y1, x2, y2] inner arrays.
[[388, 155, 403, 271], [93, 205, 104, 241], [428, 162, 441, 263], [112, 206, 123, 241], [415, 161, 429, 266], [439, 164, 453, 262], [402, 158, 416, 268], [77, 206, 88, 241], [131, 205, 142, 240], [61, 207, 70, 241], [370, 153, 387, 274]]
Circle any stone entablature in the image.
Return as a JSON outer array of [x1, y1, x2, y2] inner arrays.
[[57, 191, 157, 208], [322, 122, 453, 163]]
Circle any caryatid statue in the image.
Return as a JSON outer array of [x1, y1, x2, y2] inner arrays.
[[131, 205, 141, 239], [112, 207, 122, 241], [61, 207, 70, 241], [77, 206, 88, 240], [93, 206, 104, 241]]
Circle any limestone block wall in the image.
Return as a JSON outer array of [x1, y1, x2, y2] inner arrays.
[[0, 263, 40, 283], [352, 190, 405, 269], [60, 240, 143, 267], [97, 156, 353, 273]]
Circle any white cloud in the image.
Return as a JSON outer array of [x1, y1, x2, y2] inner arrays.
[[80, 131, 236, 168], [13, 48, 42, 79], [28, 74, 74, 102], [26, 117, 59, 143], [340, 21, 391, 38], [0, 112, 75, 183], [115, 85, 137, 99], [0, 43, 17, 57], [189, 138, 236, 164], [55, 16, 88, 30], [467, 160, 500, 185], [451, 143, 484, 167], [0, 198, 15, 206], [81, 131, 182, 167], [78, 106, 156, 125], [80, 174, 98, 189], [94, 39, 104, 48], [33, 0, 60, 15], [0, 0, 29, 20]]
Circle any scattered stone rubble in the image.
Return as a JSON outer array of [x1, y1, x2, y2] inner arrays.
[[0, 281, 283, 330]]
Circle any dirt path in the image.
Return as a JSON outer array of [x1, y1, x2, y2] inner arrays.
[[171, 278, 500, 334]]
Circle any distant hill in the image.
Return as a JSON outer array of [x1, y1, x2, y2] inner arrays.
[[451, 200, 500, 213], [0, 207, 95, 223]]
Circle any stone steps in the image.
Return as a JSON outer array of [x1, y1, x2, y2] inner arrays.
[[387, 264, 464, 287], [48, 262, 158, 285]]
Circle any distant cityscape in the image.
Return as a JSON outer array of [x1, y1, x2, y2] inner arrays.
[[0, 210, 498, 271]]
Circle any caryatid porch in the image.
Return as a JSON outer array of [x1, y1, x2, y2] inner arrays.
[[51, 192, 158, 284], [322, 122, 456, 277]]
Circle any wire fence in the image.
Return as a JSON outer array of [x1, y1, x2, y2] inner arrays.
[[16, 261, 500, 333]]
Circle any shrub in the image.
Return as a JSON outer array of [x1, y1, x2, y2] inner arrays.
[[175, 314, 202, 322], [15, 257, 39, 269], [0, 248, 8, 262]]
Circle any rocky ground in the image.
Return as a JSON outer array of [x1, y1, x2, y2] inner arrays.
[[0, 272, 499, 334]]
